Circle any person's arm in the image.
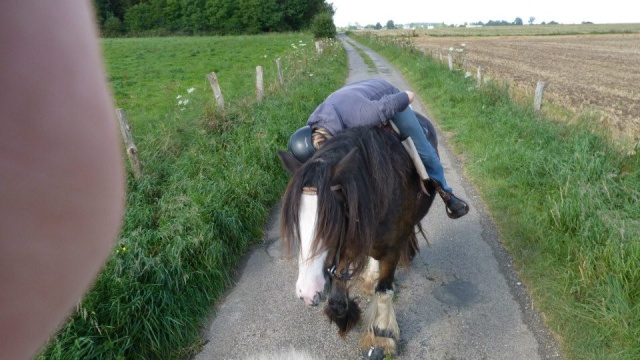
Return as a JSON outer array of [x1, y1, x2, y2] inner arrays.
[[372, 91, 412, 120], [0, 1, 125, 359]]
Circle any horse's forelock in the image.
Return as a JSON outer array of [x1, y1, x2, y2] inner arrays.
[[280, 172, 303, 257]]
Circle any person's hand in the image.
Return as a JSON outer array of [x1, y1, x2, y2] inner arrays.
[[406, 91, 415, 103], [1, 1, 125, 359]]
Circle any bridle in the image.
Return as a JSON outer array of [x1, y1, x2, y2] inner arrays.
[[301, 186, 354, 282]]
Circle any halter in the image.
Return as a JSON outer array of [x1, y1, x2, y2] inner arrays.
[[301, 186, 354, 282]]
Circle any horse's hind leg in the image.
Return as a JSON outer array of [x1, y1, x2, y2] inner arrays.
[[359, 256, 400, 358], [360, 257, 379, 296]]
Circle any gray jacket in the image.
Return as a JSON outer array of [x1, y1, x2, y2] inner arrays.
[[306, 78, 410, 136]]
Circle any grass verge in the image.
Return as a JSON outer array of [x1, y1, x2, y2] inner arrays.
[[351, 33, 640, 359], [38, 35, 346, 359]]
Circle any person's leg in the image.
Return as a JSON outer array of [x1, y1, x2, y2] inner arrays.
[[391, 107, 469, 219], [391, 107, 452, 192]]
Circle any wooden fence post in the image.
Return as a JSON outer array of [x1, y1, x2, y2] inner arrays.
[[115, 109, 142, 179], [206, 72, 225, 110], [276, 58, 284, 86], [534, 80, 546, 111], [256, 66, 264, 102], [448, 53, 454, 71], [315, 41, 323, 54], [477, 66, 483, 87]]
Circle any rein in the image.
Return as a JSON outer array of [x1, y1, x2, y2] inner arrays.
[[301, 186, 353, 282]]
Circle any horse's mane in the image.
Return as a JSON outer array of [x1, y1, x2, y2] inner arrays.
[[280, 126, 414, 276]]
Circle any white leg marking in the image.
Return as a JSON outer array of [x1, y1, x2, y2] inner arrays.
[[360, 257, 379, 295], [364, 290, 400, 339]]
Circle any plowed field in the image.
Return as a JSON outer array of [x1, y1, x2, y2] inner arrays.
[[412, 33, 640, 145]]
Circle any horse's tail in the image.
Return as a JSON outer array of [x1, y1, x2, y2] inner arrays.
[[400, 227, 421, 267]]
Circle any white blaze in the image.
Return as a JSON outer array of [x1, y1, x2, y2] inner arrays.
[[295, 193, 328, 306]]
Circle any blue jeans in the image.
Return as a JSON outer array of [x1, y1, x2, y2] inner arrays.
[[391, 107, 453, 193]]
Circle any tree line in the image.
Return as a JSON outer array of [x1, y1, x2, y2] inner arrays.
[[94, 0, 334, 36], [470, 17, 562, 26]]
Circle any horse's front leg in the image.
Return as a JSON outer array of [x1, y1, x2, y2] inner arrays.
[[360, 255, 400, 359]]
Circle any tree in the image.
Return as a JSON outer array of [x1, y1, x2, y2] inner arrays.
[[236, 0, 263, 34], [311, 11, 336, 39], [102, 13, 124, 36], [386, 19, 395, 29], [528, 16, 535, 25], [375, 22, 382, 30], [513, 17, 523, 25]]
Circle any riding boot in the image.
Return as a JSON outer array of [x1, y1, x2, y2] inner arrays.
[[431, 180, 469, 219]]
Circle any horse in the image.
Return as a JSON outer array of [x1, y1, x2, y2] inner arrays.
[[277, 114, 438, 359]]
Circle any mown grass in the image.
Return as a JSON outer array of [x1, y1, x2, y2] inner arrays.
[[38, 34, 347, 359], [351, 33, 640, 359]]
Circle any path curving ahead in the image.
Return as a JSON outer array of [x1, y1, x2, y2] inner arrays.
[[193, 34, 562, 360]]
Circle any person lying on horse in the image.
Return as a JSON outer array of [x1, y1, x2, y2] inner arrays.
[[292, 78, 469, 219]]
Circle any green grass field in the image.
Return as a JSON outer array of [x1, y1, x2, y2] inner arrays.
[[38, 34, 347, 359], [351, 33, 640, 360]]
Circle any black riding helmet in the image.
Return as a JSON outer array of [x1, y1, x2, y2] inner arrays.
[[288, 125, 315, 163]]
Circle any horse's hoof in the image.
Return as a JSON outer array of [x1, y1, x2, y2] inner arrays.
[[360, 333, 396, 358], [364, 346, 385, 360]]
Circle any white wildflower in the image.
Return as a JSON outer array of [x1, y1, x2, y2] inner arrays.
[[177, 95, 182, 99], [187, 87, 195, 93]]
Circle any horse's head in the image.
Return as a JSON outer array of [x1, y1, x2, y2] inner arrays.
[[278, 145, 366, 307]]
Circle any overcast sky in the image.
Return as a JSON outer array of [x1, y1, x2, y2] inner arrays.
[[329, 0, 639, 27]]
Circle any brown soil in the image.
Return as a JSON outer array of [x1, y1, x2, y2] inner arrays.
[[412, 34, 640, 146]]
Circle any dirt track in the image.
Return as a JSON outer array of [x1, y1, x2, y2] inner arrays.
[[412, 34, 640, 144]]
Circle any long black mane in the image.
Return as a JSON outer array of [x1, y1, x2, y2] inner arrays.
[[280, 125, 416, 276]]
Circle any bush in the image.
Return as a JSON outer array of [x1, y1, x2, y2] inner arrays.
[[102, 15, 123, 37], [311, 12, 336, 39]]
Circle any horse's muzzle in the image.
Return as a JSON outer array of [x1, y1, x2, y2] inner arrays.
[[300, 291, 324, 307]]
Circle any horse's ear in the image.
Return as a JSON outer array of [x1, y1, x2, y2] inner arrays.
[[278, 150, 302, 175], [331, 148, 358, 185]]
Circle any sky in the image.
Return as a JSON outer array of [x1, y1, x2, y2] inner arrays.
[[329, 0, 639, 27]]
